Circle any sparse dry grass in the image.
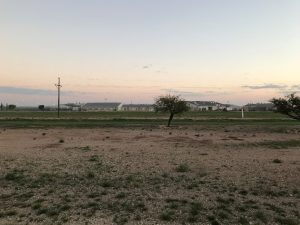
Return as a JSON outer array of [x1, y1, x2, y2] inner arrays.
[[0, 126, 299, 225]]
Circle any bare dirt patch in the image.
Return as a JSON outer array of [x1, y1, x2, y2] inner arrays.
[[0, 127, 299, 225]]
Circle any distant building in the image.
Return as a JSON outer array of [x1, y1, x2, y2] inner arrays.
[[186, 101, 222, 111], [63, 103, 82, 111], [243, 103, 274, 111], [82, 102, 122, 111], [219, 104, 242, 111], [122, 104, 154, 112]]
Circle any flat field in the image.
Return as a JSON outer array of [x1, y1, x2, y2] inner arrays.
[[0, 111, 287, 120], [0, 112, 299, 225], [0, 111, 297, 129]]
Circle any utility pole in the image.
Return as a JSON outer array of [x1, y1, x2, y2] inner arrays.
[[55, 77, 62, 118]]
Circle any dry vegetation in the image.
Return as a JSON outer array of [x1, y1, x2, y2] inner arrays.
[[0, 126, 299, 225]]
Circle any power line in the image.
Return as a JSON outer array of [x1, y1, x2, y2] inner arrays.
[[55, 77, 62, 118]]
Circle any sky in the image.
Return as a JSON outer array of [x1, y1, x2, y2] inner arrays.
[[0, 0, 300, 106]]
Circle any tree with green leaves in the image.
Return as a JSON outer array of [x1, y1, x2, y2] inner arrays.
[[8, 104, 16, 110], [38, 105, 45, 111], [154, 95, 189, 127], [270, 93, 300, 120]]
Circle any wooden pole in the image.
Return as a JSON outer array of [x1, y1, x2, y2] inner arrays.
[[55, 77, 62, 118]]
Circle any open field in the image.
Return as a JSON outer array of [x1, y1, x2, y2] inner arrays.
[[0, 125, 299, 225], [0, 111, 299, 130], [0, 111, 287, 120]]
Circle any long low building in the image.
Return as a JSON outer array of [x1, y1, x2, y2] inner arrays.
[[82, 102, 122, 111], [186, 101, 241, 111], [122, 104, 154, 112], [243, 103, 274, 111], [187, 101, 222, 111]]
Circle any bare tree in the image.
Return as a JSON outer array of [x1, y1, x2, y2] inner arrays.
[[154, 95, 189, 126]]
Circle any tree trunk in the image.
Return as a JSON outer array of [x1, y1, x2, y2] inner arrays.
[[287, 113, 300, 120], [167, 113, 174, 127]]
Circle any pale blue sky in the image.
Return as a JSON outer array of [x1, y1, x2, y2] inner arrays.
[[0, 0, 299, 105]]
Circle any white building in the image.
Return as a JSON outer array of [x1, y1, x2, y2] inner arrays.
[[186, 101, 222, 111], [82, 102, 122, 111], [122, 104, 154, 112]]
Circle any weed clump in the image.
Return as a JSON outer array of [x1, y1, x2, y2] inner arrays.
[[89, 155, 99, 162], [87, 171, 95, 179], [238, 217, 250, 225], [276, 217, 298, 225], [113, 214, 129, 225], [5, 170, 25, 181], [116, 192, 126, 199], [254, 211, 268, 223], [175, 163, 190, 173], [80, 146, 91, 151], [160, 210, 175, 221], [273, 159, 283, 163]]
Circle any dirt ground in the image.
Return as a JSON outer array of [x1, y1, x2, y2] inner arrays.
[[0, 126, 299, 225]]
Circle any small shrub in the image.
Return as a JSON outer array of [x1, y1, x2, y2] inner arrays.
[[207, 215, 216, 221], [189, 202, 203, 216], [187, 215, 198, 223], [218, 210, 229, 219], [175, 163, 190, 173], [276, 217, 298, 225], [59, 139, 64, 143], [86, 201, 98, 209], [116, 192, 126, 199], [113, 214, 129, 225], [238, 217, 250, 225], [273, 159, 283, 164], [87, 192, 99, 198], [239, 189, 248, 195], [80, 146, 91, 151], [160, 210, 175, 221], [5, 210, 17, 217], [161, 172, 169, 178], [32, 203, 42, 210], [254, 211, 268, 223], [36, 208, 48, 215], [211, 220, 220, 225], [168, 202, 179, 209], [216, 196, 234, 205], [187, 181, 199, 189], [87, 171, 95, 179], [89, 155, 99, 162], [46, 209, 59, 217], [5, 170, 25, 181], [134, 214, 142, 221], [101, 180, 113, 188], [60, 204, 71, 211]]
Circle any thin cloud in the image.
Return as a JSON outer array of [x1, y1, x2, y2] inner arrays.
[[160, 89, 231, 97], [242, 84, 287, 90], [242, 83, 300, 95], [279, 85, 300, 95], [87, 84, 161, 89], [291, 85, 300, 90], [142, 64, 152, 69], [0, 86, 88, 96], [0, 86, 57, 96], [161, 89, 199, 96]]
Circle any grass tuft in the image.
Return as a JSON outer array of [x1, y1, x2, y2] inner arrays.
[[175, 163, 190, 173], [273, 159, 283, 163]]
